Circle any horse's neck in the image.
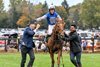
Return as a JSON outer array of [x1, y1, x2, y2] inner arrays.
[[51, 33, 58, 40], [52, 25, 60, 40]]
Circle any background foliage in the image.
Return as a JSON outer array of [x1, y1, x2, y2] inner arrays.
[[0, 0, 100, 29]]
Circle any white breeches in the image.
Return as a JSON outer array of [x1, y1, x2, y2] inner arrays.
[[47, 25, 55, 35]]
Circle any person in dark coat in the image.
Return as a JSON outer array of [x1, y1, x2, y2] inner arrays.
[[20, 22, 40, 67], [61, 24, 82, 67]]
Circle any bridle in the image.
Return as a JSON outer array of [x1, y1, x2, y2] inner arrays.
[[52, 22, 65, 43]]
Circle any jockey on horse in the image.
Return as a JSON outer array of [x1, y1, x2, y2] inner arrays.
[[33, 5, 62, 42]]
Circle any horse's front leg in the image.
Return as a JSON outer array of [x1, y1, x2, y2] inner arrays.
[[57, 50, 62, 67], [50, 50, 55, 67]]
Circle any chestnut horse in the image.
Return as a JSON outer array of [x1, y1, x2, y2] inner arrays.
[[46, 19, 65, 67]]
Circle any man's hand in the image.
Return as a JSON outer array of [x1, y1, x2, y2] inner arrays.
[[36, 24, 40, 30]]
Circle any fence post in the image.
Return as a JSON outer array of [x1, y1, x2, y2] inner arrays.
[[4, 39, 7, 52]]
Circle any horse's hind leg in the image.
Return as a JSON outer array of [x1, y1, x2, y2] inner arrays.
[[57, 50, 62, 67], [50, 50, 55, 67]]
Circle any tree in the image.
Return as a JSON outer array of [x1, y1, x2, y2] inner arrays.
[[9, 0, 34, 28], [16, 15, 29, 27], [67, 4, 80, 24], [42, 1, 48, 15], [0, 0, 4, 13], [0, 0, 8, 28], [61, 0, 69, 29], [16, 2, 43, 27], [9, 0, 23, 28], [62, 0, 69, 17], [40, 1, 48, 29], [80, 0, 100, 29], [55, 6, 68, 28]]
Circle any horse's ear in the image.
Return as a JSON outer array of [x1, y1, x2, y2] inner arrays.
[[53, 24, 56, 29], [53, 25, 57, 33], [61, 18, 65, 24], [56, 18, 59, 22], [62, 18, 64, 21]]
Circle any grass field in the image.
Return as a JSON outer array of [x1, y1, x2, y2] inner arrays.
[[0, 52, 100, 67]]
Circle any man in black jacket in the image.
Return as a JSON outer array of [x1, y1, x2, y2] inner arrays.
[[62, 24, 82, 67]]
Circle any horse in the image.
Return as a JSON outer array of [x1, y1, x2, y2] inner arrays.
[[46, 18, 65, 67]]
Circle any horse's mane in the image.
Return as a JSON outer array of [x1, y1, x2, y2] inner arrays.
[[52, 24, 58, 39], [53, 18, 65, 34]]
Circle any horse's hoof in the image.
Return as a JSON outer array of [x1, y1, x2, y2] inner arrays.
[[51, 64, 54, 67], [58, 64, 60, 67]]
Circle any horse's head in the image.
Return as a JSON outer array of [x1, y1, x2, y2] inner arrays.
[[54, 18, 65, 34], [52, 18, 65, 39]]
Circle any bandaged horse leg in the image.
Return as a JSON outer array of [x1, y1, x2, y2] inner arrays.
[[50, 50, 55, 67], [57, 49, 62, 67]]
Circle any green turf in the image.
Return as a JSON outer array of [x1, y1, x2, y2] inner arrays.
[[0, 52, 100, 67]]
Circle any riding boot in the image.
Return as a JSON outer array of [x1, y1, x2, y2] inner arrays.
[[78, 63, 82, 67], [76, 64, 79, 67], [46, 35, 51, 42]]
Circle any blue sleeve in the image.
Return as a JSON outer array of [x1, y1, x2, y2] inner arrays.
[[26, 28, 35, 36]]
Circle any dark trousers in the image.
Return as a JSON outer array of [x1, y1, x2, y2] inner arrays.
[[20, 45, 35, 67], [83, 46, 86, 50], [70, 52, 82, 67]]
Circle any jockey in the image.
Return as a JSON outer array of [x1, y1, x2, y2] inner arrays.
[[34, 5, 62, 42]]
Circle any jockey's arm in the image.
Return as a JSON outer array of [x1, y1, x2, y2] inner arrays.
[[36, 15, 47, 22], [57, 14, 62, 20]]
